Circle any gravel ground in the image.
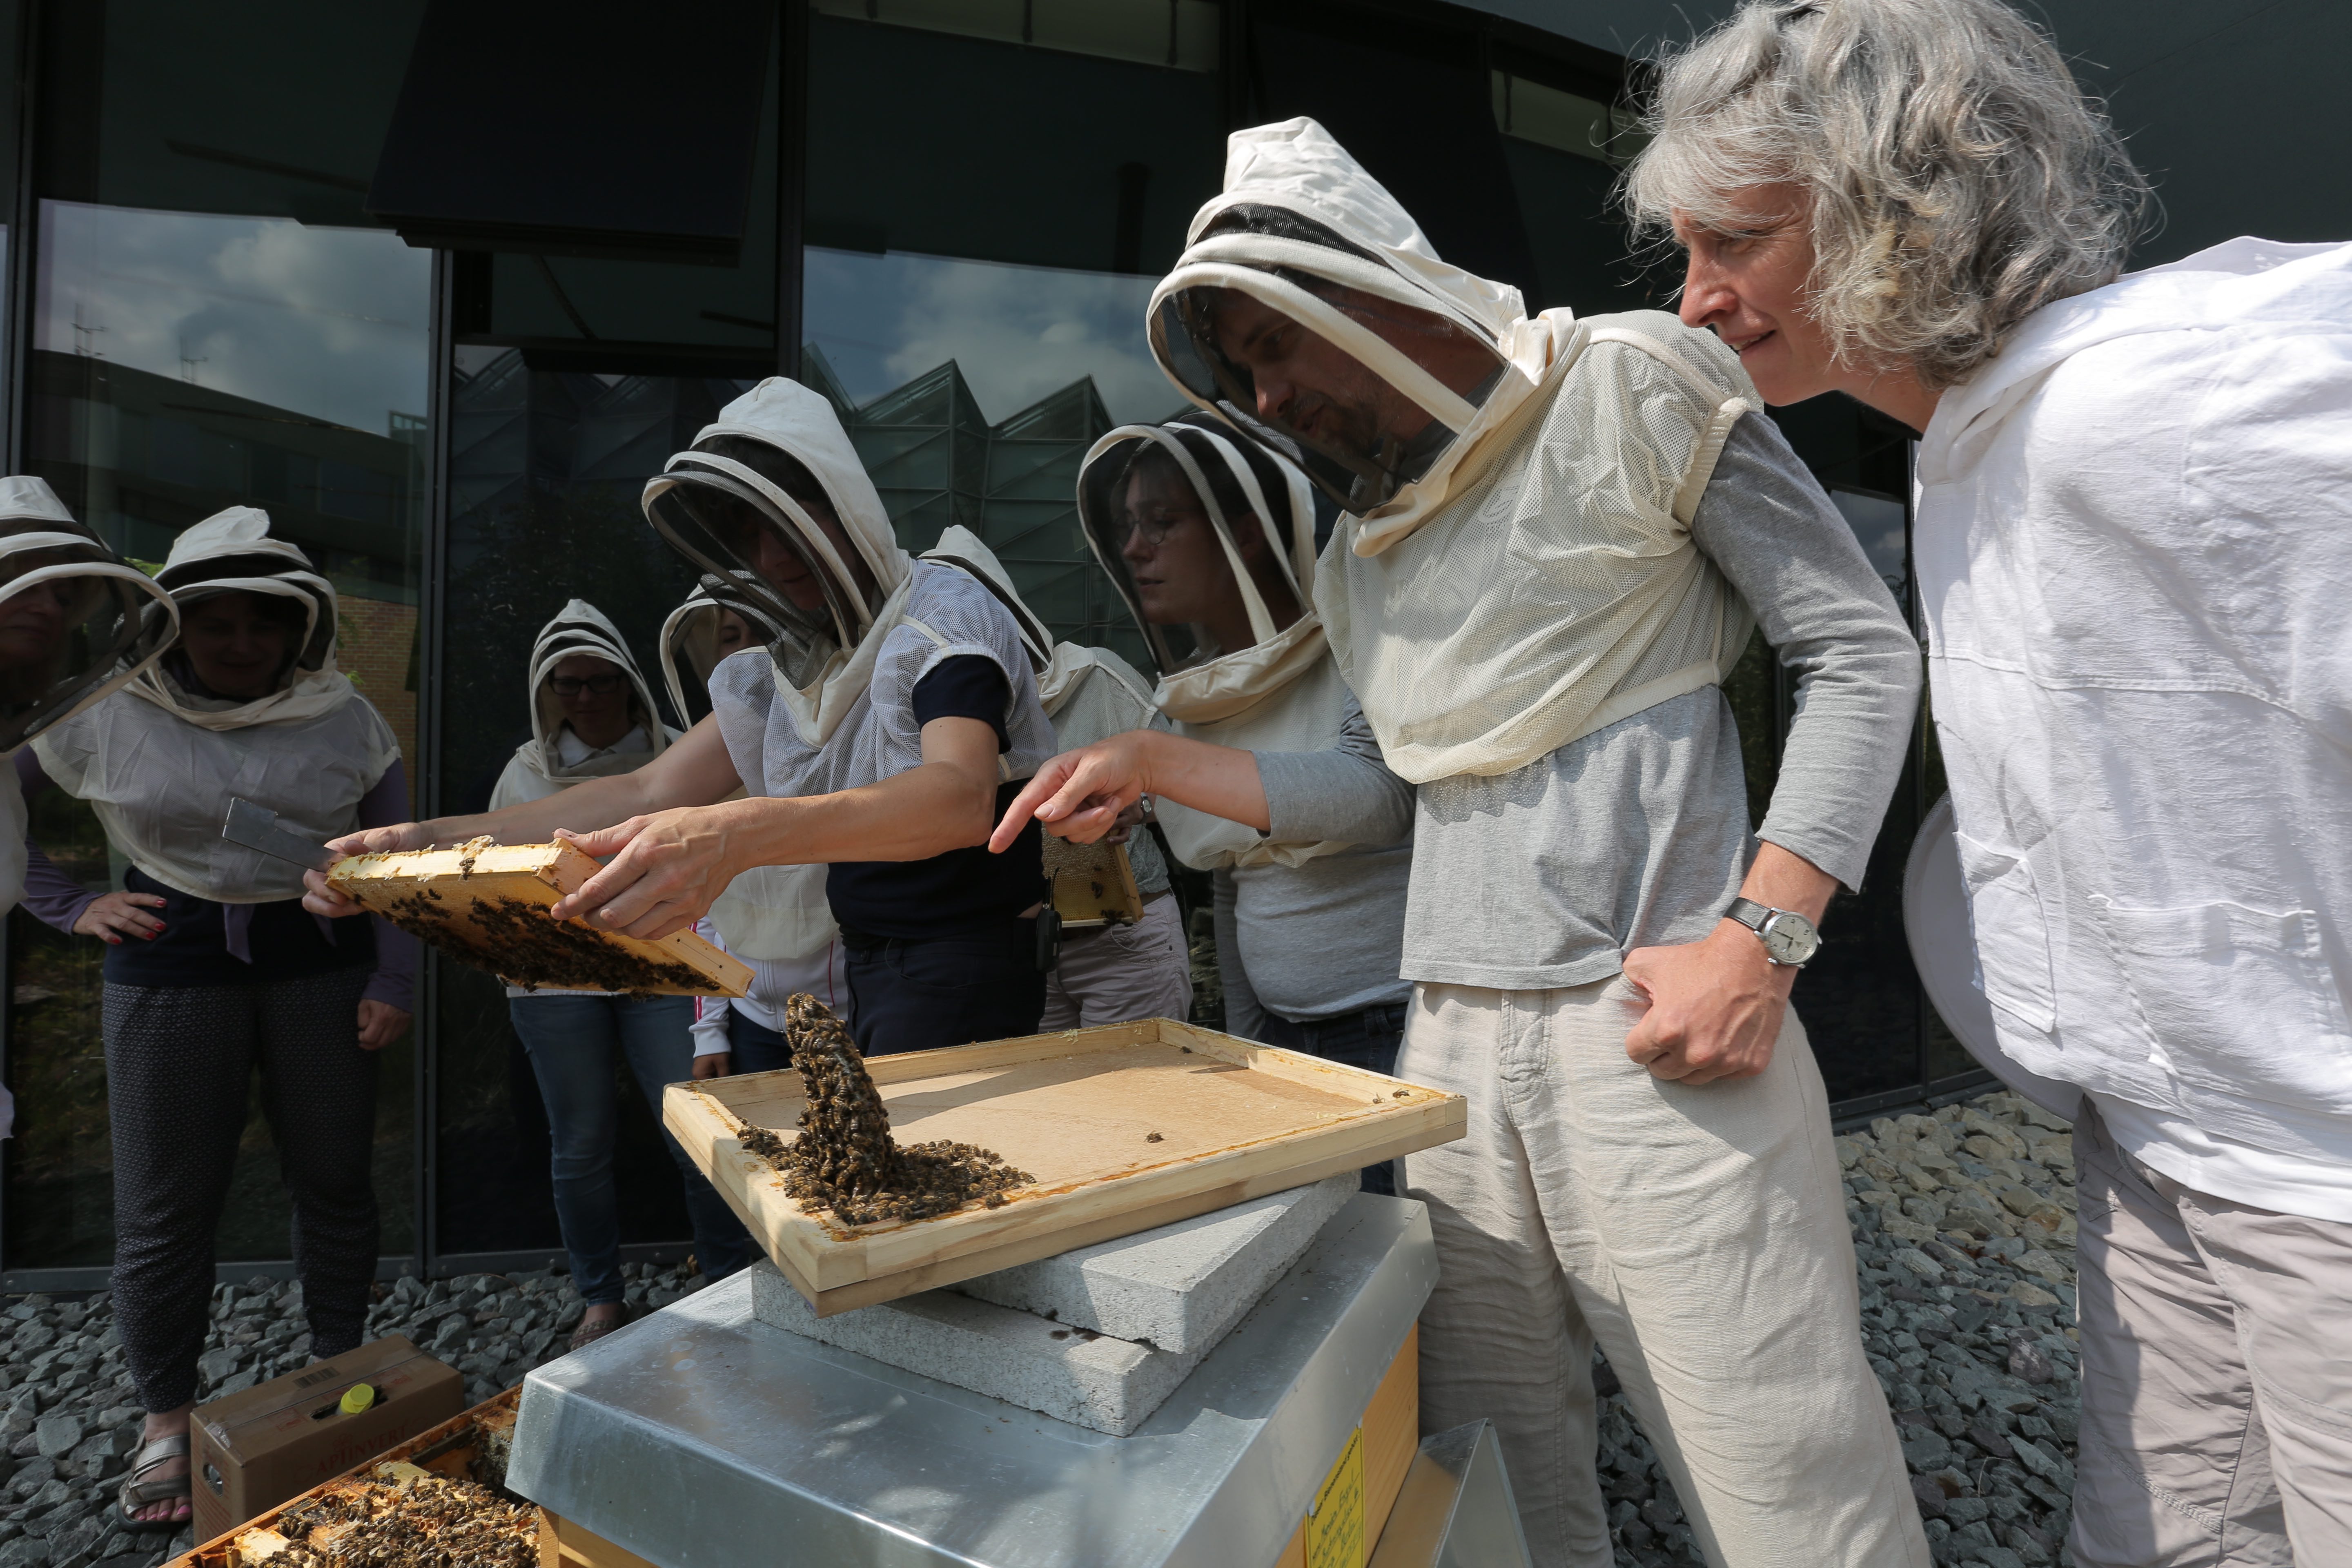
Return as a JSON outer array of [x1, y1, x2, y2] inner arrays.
[[0, 1089, 2078, 1568], [0, 1260, 706, 1568], [1598, 1089, 2082, 1568]]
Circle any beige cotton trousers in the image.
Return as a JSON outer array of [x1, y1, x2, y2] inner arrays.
[[1038, 894, 1193, 1031], [1398, 978, 1928, 1568], [2071, 1102, 2352, 1566]]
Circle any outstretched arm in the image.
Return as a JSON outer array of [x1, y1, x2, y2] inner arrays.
[[302, 716, 745, 918], [544, 714, 1004, 939], [990, 729, 1269, 851]]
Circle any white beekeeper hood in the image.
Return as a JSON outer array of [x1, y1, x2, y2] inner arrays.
[[657, 572, 783, 729], [1158, 119, 1762, 783], [0, 476, 178, 753], [1073, 413, 1323, 723], [642, 376, 913, 744], [516, 599, 669, 785], [917, 525, 1158, 722], [1148, 116, 1581, 545], [129, 506, 357, 731]]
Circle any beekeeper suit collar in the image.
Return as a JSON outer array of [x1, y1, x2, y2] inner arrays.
[[643, 376, 913, 745], [519, 599, 670, 784], [130, 506, 358, 731], [657, 573, 783, 729], [0, 476, 177, 754], [1075, 412, 1323, 724], [1150, 116, 1579, 538]]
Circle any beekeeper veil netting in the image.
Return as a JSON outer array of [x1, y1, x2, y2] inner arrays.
[[643, 377, 911, 745], [129, 506, 357, 730], [1148, 119, 1564, 521], [1076, 412, 1323, 724], [657, 573, 783, 729], [0, 476, 177, 754], [1156, 119, 1761, 783], [524, 599, 669, 773]]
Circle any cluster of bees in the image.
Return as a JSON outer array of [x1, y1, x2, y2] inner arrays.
[[737, 993, 1033, 1226], [256, 1474, 538, 1568], [373, 888, 710, 996]]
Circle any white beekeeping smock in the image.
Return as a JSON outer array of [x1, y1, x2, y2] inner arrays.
[[32, 507, 399, 903], [1916, 237, 2352, 1218], [1149, 117, 1759, 784], [656, 573, 834, 971], [917, 525, 1158, 749], [641, 377, 1053, 935], [489, 599, 675, 810], [1075, 414, 1354, 871], [0, 475, 178, 913]]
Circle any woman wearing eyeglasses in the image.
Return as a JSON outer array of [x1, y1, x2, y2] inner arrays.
[[488, 601, 753, 1350]]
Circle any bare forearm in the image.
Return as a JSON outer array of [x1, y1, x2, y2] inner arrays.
[[418, 769, 663, 848], [719, 760, 998, 867], [1134, 731, 1270, 832]]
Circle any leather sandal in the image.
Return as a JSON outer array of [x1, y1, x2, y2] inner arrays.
[[118, 1431, 192, 1526], [567, 1302, 635, 1352]]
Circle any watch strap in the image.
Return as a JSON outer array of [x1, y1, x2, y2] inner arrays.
[[1725, 895, 1771, 932]]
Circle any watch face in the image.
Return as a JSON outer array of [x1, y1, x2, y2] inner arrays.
[[1762, 912, 1821, 965]]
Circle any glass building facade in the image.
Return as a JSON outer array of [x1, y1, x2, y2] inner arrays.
[[0, 0, 2341, 1286]]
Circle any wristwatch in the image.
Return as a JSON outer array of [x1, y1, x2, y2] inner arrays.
[[1724, 897, 1822, 967]]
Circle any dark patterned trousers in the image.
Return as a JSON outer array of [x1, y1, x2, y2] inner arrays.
[[104, 967, 379, 1412]]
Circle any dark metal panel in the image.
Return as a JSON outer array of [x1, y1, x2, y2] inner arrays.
[[365, 0, 773, 261]]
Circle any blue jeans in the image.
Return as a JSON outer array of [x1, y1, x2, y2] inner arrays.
[[508, 994, 755, 1304], [724, 1006, 794, 1074], [1261, 1002, 1408, 1197]]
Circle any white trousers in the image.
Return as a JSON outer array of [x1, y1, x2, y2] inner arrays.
[[1399, 978, 1928, 1568]]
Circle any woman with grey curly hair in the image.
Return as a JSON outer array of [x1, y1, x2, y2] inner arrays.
[[1632, 4, 2352, 1564]]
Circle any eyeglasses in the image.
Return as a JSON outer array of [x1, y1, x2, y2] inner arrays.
[[1120, 512, 1197, 548], [547, 674, 628, 697]]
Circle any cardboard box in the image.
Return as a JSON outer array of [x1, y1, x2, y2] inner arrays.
[[189, 1334, 464, 1545]]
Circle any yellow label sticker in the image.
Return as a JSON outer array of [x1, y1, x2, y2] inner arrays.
[[1305, 1425, 1365, 1568]]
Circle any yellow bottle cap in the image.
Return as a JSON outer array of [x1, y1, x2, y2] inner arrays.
[[339, 1383, 376, 1415]]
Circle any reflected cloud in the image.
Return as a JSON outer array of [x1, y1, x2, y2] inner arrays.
[[805, 248, 1180, 426], [36, 201, 431, 435]]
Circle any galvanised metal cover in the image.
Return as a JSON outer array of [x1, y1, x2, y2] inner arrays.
[[508, 1193, 1436, 1567]]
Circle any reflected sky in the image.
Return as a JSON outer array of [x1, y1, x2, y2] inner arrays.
[[804, 247, 1184, 427], [35, 201, 431, 437], [1830, 489, 1908, 604]]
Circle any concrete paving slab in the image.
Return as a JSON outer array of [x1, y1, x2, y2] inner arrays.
[[749, 1262, 1200, 1436], [955, 1174, 1356, 1354]]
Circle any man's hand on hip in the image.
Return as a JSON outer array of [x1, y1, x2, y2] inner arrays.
[[1621, 922, 1796, 1084], [1619, 841, 1837, 1085]]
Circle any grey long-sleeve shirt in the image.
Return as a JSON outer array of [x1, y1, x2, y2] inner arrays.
[[1202, 686, 1416, 1031], [1394, 410, 1921, 991]]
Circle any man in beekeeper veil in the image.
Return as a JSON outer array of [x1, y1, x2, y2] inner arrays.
[[311, 379, 1058, 1054], [0, 474, 175, 1140], [1000, 119, 1929, 1565]]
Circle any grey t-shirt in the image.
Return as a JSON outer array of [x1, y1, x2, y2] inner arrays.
[[1272, 411, 1920, 993], [1214, 696, 1415, 1030]]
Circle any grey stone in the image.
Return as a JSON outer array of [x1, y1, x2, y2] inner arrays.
[[192, 1349, 239, 1387], [0, 1535, 50, 1566], [751, 1262, 1200, 1437], [1891, 1248, 1944, 1283], [956, 1174, 1354, 1354], [24, 1425, 75, 1469]]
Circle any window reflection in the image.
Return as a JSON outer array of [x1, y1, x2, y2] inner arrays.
[[12, 203, 429, 1269], [433, 350, 751, 1262]]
